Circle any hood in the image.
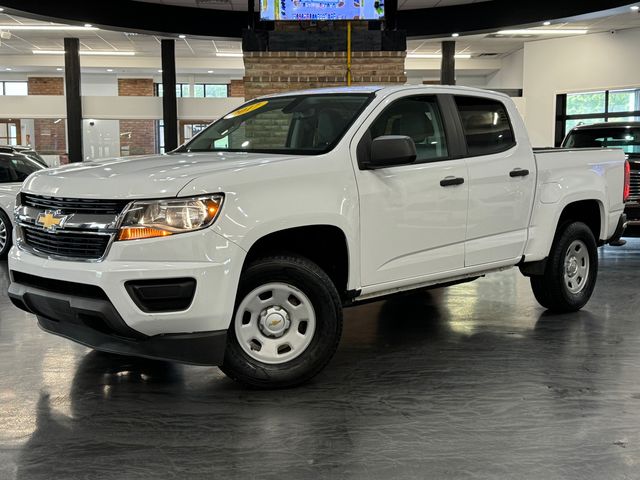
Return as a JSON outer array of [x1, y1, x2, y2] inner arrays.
[[22, 152, 299, 199], [0, 182, 22, 196]]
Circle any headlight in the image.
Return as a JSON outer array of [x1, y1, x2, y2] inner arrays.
[[117, 194, 223, 241]]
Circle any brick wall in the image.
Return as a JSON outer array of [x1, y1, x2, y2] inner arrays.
[[243, 51, 406, 99], [27, 77, 67, 155], [117, 79, 156, 156], [119, 120, 157, 156], [229, 79, 245, 98], [118, 78, 155, 97]]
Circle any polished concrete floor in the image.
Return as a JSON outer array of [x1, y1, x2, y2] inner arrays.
[[2, 242, 640, 480]]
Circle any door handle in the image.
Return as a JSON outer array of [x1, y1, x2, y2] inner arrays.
[[440, 176, 465, 187], [510, 168, 530, 178]]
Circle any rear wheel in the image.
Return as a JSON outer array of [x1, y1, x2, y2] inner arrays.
[[221, 254, 343, 389], [0, 210, 12, 259], [530, 221, 598, 313]]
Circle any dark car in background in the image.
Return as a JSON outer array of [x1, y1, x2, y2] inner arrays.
[[0, 145, 48, 168], [563, 122, 640, 236]]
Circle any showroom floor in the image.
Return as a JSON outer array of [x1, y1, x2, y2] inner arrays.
[[1, 241, 640, 480]]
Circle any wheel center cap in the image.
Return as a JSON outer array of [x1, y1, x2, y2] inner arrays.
[[259, 306, 290, 338], [566, 257, 578, 277]]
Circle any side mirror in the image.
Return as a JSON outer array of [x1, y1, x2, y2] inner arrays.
[[368, 135, 417, 169]]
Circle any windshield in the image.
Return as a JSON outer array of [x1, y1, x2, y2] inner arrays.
[[564, 126, 640, 156], [180, 94, 372, 155], [0, 154, 43, 183]]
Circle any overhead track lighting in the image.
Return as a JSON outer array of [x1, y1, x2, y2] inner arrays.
[[497, 29, 588, 35], [33, 50, 136, 56]]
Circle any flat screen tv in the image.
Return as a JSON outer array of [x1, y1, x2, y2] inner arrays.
[[260, 0, 385, 21]]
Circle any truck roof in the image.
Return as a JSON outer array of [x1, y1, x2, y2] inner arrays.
[[257, 84, 510, 99], [570, 122, 640, 131]]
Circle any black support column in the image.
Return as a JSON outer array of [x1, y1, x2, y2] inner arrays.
[[440, 40, 456, 86], [64, 38, 83, 163], [161, 39, 178, 152]]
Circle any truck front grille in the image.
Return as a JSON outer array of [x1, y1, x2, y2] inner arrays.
[[21, 193, 128, 216], [630, 170, 640, 201], [22, 226, 111, 260]]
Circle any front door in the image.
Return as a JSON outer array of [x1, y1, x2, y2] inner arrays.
[[355, 95, 469, 287]]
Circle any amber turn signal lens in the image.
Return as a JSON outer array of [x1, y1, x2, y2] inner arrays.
[[118, 227, 173, 241]]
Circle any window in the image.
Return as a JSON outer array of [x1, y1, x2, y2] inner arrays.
[[0, 155, 42, 183], [154, 83, 228, 98], [0, 81, 28, 96], [563, 126, 640, 156], [182, 94, 371, 155], [555, 88, 640, 146], [368, 96, 448, 163], [455, 96, 516, 156]]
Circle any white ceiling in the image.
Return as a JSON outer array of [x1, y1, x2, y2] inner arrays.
[[134, 0, 490, 11]]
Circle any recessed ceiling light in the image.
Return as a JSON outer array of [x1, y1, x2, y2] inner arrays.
[[33, 50, 136, 56], [207, 70, 214, 73], [179, 34, 186, 39], [452, 33, 459, 37], [84, 23, 93, 28], [158, 69, 163, 73], [107, 69, 114, 72], [497, 29, 588, 35], [0, 8, 4, 12], [543, 21, 551, 26], [56, 67, 63, 71], [0, 25, 98, 31], [632, 5, 640, 10], [216, 52, 243, 57], [5, 67, 12, 71]]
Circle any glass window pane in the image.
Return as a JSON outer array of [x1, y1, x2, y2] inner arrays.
[[181, 84, 190, 97], [456, 96, 516, 157], [176, 85, 182, 97], [4, 82, 28, 96], [156, 83, 164, 97], [193, 84, 205, 98], [609, 89, 640, 113], [565, 118, 606, 134], [205, 84, 228, 98], [566, 91, 606, 115], [369, 96, 448, 162], [0, 83, 4, 96]]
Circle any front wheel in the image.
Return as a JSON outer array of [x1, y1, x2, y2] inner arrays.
[[221, 254, 343, 389], [0, 209, 12, 259], [530, 221, 598, 313]]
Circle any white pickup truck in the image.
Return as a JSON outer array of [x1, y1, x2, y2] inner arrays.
[[8, 86, 628, 388]]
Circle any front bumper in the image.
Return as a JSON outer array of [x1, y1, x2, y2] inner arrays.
[[8, 228, 246, 365]]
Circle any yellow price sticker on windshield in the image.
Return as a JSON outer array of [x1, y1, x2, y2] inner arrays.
[[225, 101, 269, 119]]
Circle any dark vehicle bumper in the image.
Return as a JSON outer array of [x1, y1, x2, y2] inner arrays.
[[8, 277, 226, 366], [624, 203, 640, 237]]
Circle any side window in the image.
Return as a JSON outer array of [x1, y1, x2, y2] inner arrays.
[[369, 96, 449, 163], [0, 158, 13, 183], [455, 96, 516, 156], [11, 157, 40, 182]]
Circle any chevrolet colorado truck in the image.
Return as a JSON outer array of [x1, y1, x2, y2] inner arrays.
[[7, 86, 629, 388]]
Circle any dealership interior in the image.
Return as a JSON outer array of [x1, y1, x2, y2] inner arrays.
[[2, 0, 640, 478]]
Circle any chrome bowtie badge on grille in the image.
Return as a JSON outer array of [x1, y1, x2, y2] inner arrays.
[[36, 210, 68, 232]]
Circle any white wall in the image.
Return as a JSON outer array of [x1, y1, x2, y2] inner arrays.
[[81, 74, 118, 96], [486, 49, 524, 90], [523, 28, 640, 147]]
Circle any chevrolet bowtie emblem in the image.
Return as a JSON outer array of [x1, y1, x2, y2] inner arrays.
[[36, 211, 66, 231]]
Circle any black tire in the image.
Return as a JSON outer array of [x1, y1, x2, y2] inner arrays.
[[530, 221, 598, 313], [221, 254, 343, 389], [0, 209, 12, 260]]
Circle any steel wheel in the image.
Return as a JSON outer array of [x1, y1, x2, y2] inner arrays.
[[564, 239, 589, 294], [0, 215, 7, 254], [234, 282, 317, 365]]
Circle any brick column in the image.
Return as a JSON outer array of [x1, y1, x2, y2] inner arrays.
[[117, 79, 157, 156], [229, 80, 245, 98], [243, 52, 407, 100], [27, 77, 67, 155]]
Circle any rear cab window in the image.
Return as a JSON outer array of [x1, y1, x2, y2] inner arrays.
[[455, 96, 516, 156]]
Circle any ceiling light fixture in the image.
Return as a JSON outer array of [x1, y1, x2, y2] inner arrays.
[[216, 52, 243, 57], [207, 70, 214, 73], [33, 50, 136, 56], [0, 8, 4, 12], [497, 29, 588, 35], [452, 33, 459, 37], [84, 23, 93, 28], [5, 67, 12, 71], [107, 69, 114, 72], [543, 21, 551, 26], [407, 53, 472, 59], [0, 25, 99, 31], [56, 67, 63, 71], [179, 34, 186, 39]]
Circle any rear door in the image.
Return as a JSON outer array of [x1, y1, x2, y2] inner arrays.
[[452, 94, 537, 267], [353, 93, 469, 287]]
